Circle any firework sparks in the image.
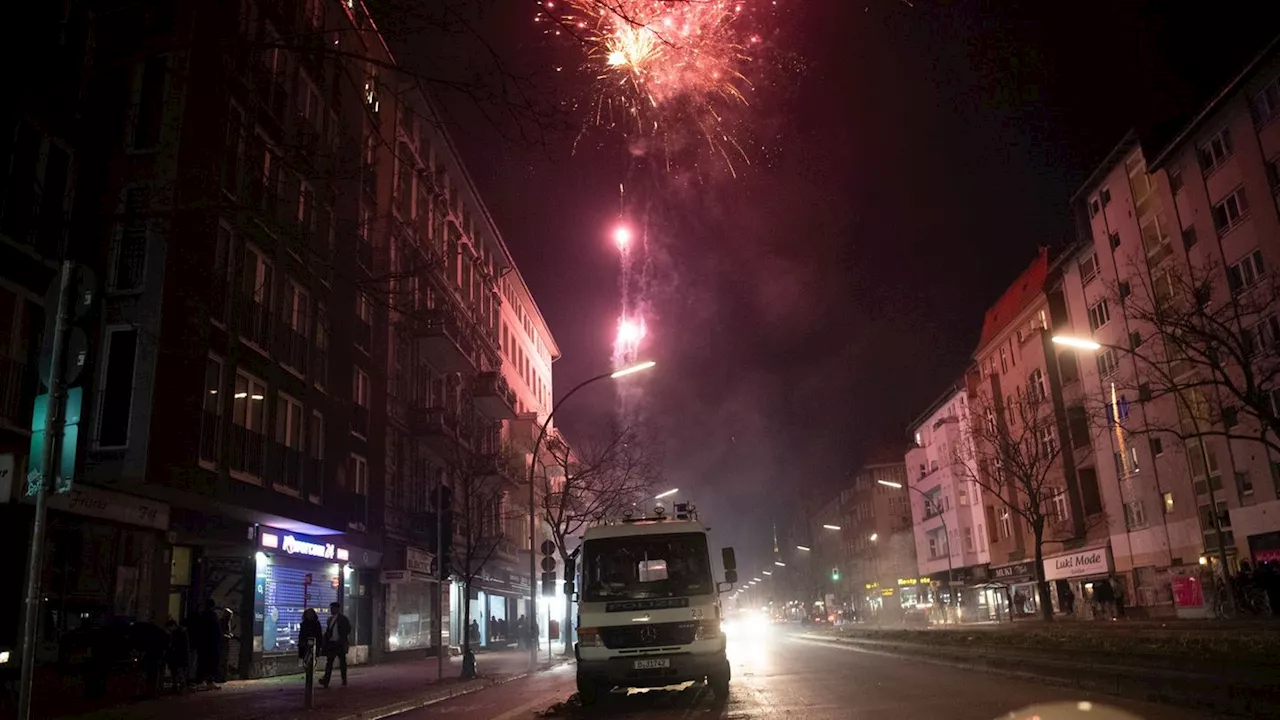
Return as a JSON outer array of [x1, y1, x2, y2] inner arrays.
[[614, 316, 647, 361], [538, 0, 768, 171]]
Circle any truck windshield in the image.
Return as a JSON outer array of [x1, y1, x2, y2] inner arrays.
[[582, 532, 714, 601]]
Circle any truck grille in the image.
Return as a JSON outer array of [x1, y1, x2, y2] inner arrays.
[[600, 621, 698, 649]]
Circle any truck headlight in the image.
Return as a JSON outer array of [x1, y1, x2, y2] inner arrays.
[[578, 627, 603, 648], [694, 619, 721, 641]]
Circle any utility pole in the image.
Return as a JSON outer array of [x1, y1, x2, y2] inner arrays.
[[17, 260, 75, 720]]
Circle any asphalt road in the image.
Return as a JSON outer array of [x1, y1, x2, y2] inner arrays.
[[400, 625, 1211, 720]]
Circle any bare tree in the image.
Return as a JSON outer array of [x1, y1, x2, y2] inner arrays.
[[536, 422, 659, 653], [442, 429, 524, 674], [1094, 259, 1280, 456], [956, 390, 1071, 621]]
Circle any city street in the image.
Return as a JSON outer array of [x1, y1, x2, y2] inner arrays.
[[395, 626, 1207, 720]]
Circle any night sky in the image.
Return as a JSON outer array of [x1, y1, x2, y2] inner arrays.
[[400, 0, 1279, 569]]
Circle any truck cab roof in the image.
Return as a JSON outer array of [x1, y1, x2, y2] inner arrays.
[[582, 519, 706, 540]]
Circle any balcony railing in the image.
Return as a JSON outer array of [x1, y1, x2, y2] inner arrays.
[[198, 409, 221, 465], [278, 324, 310, 375], [236, 293, 272, 350], [0, 356, 30, 428], [352, 405, 369, 438], [267, 441, 304, 494], [409, 405, 472, 452], [418, 308, 474, 373], [229, 424, 266, 479], [346, 490, 369, 531], [305, 457, 324, 503], [474, 371, 516, 420]]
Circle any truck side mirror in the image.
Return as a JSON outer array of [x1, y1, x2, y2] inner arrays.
[[721, 547, 737, 571], [724, 569, 738, 584]]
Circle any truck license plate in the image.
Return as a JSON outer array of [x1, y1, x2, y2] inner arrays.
[[633, 658, 670, 670]]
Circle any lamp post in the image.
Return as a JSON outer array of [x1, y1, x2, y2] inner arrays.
[[879, 479, 954, 620], [1051, 334, 1236, 616], [526, 360, 654, 669]]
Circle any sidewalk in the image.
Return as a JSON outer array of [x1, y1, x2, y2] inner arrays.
[[32, 649, 572, 720]]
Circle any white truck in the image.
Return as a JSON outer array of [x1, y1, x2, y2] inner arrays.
[[566, 507, 738, 704]]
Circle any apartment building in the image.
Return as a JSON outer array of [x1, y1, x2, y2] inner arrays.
[[834, 456, 915, 618], [1, 0, 559, 675], [968, 248, 1113, 618], [905, 385, 992, 612], [1064, 38, 1280, 615]]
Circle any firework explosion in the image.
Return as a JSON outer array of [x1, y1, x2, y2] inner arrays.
[[536, 0, 767, 170]]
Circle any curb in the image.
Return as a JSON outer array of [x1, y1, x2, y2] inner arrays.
[[797, 634, 1280, 718], [335, 658, 575, 720]]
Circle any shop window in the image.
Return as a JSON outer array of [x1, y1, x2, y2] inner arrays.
[[259, 556, 341, 654]]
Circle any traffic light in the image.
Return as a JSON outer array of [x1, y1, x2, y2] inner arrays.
[[540, 539, 557, 596], [434, 485, 453, 579], [831, 567, 840, 581]]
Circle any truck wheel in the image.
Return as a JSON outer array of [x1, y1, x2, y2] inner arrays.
[[577, 677, 603, 706], [708, 664, 731, 699]]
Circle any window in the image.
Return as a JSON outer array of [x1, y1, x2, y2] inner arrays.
[[1187, 439, 1220, 479], [1038, 425, 1058, 456], [212, 221, 233, 325], [238, 244, 273, 347], [1088, 197, 1100, 218], [1078, 468, 1102, 515], [1114, 446, 1140, 477], [1150, 437, 1164, 457], [1170, 169, 1184, 194], [1087, 299, 1110, 332], [222, 103, 244, 196], [315, 302, 328, 390], [1198, 127, 1232, 174], [1099, 187, 1111, 206], [230, 370, 267, 479], [1250, 315, 1280, 354], [276, 394, 303, 450], [96, 328, 139, 448], [1235, 471, 1253, 496], [1126, 155, 1152, 212], [1097, 347, 1120, 379], [199, 355, 223, 465], [109, 187, 149, 293], [1109, 232, 1121, 250], [999, 346, 1009, 374], [280, 279, 309, 373], [1163, 492, 1174, 514], [1027, 368, 1046, 402], [1227, 249, 1265, 295], [1212, 187, 1250, 235], [963, 527, 974, 551], [1252, 78, 1280, 127], [1124, 500, 1147, 529], [128, 55, 168, 151], [355, 291, 372, 352], [308, 411, 324, 504], [1078, 253, 1099, 284], [1140, 214, 1174, 264], [349, 454, 369, 495], [998, 509, 1012, 540], [1051, 490, 1070, 523], [352, 366, 370, 437], [1266, 157, 1280, 194]]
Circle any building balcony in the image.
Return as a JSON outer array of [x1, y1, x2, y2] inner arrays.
[[0, 355, 31, 431], [234, 293, 272, 350], [338, 488, 369, 532], [418, 308, 475, 374], [228, 424, 266, 479], [474, 372, 516, 420], [409, 405, 472, 455], [475, 452, 523, 489], [276, 324, 310, 376], [266, 441, 304, 495]]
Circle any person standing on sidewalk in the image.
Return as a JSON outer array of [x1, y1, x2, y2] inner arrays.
[[320, 602, 351, 688], [196, 600, 223, 690], [298, 609, 323, 667]]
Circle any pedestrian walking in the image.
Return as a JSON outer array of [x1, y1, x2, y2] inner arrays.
[[298, 608, 323, 665], [320, 602, 352, 688], [196, 600, 223, 690]]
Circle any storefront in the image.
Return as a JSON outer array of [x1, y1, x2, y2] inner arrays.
[[253, 527, 349, 676], [382, 545, 440, 654], [986, 560, 1039, 620], [1042, 545, 1115, 619], [22, 485, 172, 663], [450, 564, 530, 650]]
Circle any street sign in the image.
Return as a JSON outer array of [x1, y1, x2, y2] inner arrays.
[[540, 556, 556, 573], [27, 388, 83, 495], [540, 539, 556, 556], [541, 571, 556, 596]]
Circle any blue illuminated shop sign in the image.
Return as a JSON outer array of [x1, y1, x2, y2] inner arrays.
[[259, 528, 349, 562]]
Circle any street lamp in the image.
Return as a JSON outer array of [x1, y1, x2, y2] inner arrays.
[[762, 570, 772, 576], [775, 560, 786, 567], [868, 533, 878, 542], [654, 488, 678, 499], [1050, 334, 1236, 616], [880, 479, 955, 618], [822, 524, 842, 531], [526, 359, 655, 669], [796, 545, 811, 551]]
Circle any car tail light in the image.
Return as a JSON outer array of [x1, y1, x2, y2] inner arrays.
[[694, 619, 721, 640]]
